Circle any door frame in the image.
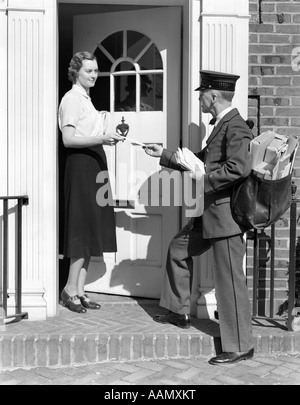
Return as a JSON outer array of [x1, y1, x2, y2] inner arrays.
[[57, 0, 200, 299]]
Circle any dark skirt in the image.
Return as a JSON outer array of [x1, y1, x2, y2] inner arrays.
[[63, 146, 117, 258]]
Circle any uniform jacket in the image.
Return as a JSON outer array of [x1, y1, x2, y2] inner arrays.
[[160, 108, 253, 238]]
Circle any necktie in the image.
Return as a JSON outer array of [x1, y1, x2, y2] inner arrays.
[[209, 117, 216, 125]]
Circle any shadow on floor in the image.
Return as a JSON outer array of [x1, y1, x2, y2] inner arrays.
[[136, 298, 223, 355]]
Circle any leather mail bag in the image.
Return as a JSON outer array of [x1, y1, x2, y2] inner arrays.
[[231, 171, 293, 231]]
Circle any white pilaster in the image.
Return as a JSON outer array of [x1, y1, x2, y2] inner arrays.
[[6, 0, 58, 320], [201, 0, 250, 123], [0, 0, 8, 196], [0, 0, 8, 319]]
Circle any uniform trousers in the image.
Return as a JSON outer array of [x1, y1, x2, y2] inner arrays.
[[159, 217, 254, 352]]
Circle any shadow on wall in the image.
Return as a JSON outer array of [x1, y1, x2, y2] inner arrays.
[[83, 169, 179, 300]]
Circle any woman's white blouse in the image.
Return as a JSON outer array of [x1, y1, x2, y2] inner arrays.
[[58, 84, 109, 137]]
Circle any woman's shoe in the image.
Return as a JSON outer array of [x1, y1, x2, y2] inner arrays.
[[79, 294, 101, 310], [61, 289, 87, 313]]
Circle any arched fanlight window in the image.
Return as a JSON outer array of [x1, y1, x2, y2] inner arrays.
[[91, 30, 163, 112]]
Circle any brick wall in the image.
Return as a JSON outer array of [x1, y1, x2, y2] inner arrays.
[[248, 0, 300, 140], [247, 0, 300, 319]]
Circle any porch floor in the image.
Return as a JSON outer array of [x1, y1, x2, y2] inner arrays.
[[1, 293, 300, 370]]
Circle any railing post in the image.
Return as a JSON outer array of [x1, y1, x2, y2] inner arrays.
[[16, 199, 23, 314], [270, 223, 275, 318], [1, 195, 28, 323], [2, 199, 8, 315], [252, 229, 258, 317], [287, 182, 297, 331]]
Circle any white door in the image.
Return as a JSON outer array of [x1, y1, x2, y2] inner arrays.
[[73, 7, 182, 298]]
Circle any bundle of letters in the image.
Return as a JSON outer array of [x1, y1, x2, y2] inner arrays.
[[174, 147, 205, 217], [174, 147, 205, 173], [250, 130, 299, 180]]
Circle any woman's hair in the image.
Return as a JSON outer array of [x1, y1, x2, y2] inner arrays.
[[68, 51, 97, 83]]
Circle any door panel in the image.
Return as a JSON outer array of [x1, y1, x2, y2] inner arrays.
[[73, 7, 181, 298]]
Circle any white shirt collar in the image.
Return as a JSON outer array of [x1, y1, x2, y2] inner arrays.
[[215, 106, 234, 126], [72, 83, 90, 99]]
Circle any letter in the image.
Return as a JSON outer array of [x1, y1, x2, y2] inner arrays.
[[164, 391, 175, 400], [189, 390, 196, 400], [182, 391, 190, 400], [150, 170, 182, 207], [175, 390, 183, 399], [148, 390, 155, 400], [96, 170, 114, 207], [155, 391, 164, 400], [132, 392, 138, 403], [104, 392, 110, 400], [116, 162, 129, 204], [183, 172, 204, 217]]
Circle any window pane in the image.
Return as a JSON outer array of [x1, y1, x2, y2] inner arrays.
[[139, 44, 163, 70], [140, 73, 163, 112], [115, 73, 163, 112], [115, 75, 136, 112], [127, 31, 151, 59], [102, 31, 123, 60], [94, 47, 112, 73]]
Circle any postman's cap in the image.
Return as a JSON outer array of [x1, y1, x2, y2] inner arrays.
[[195, 70, 240, 92]]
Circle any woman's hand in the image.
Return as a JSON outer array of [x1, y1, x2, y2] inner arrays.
[[62, 126, 124, 148], [143, 144, 163, 157], [101, 133, 125, 146]]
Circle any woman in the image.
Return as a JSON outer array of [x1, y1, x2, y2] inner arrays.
[[58, 51, 123, 313]]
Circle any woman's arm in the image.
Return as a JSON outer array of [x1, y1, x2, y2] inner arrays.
[[62, 125, 124, 148]]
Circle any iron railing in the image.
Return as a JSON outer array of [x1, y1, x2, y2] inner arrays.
[[248, 182, 300, 331], [0, 195, 29, 323]]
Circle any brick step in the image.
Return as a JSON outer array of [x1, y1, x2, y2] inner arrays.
[[1, 298, 300, 370]]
